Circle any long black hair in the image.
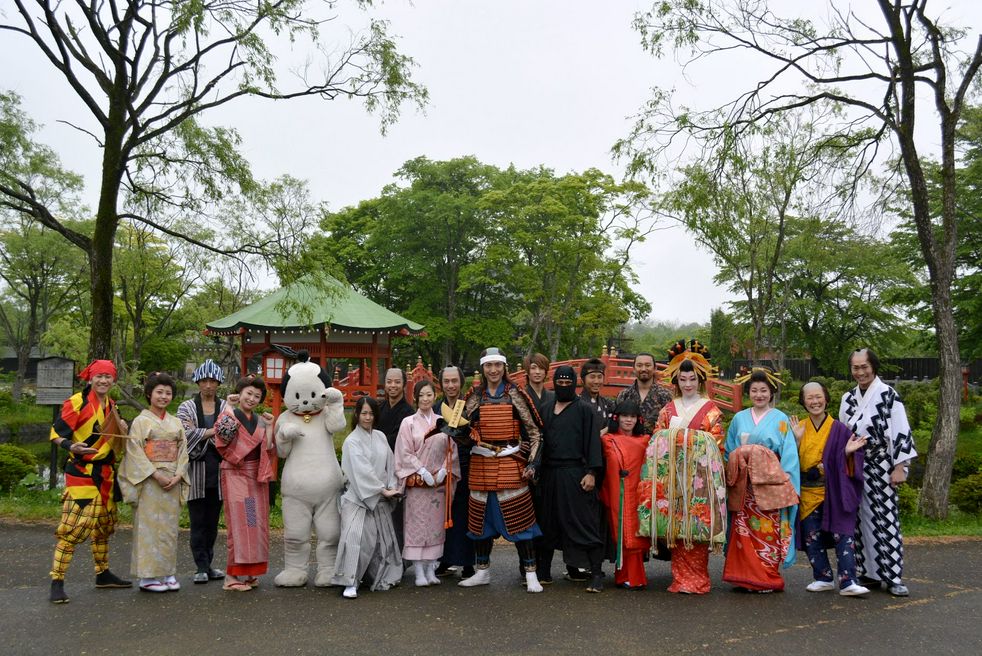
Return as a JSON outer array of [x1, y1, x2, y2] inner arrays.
[[610, 399, 645, 435], [351, 395, 380, 431]]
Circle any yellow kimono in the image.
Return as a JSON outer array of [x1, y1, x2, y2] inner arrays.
[[119, 410, 189, 579]]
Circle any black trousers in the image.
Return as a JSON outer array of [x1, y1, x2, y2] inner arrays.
[[188, 487, 222, 573]]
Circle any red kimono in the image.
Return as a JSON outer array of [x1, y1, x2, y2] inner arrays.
[[215, 409, 277, 578], [655, 398, 725, 594], [599, 431, 651, 588]]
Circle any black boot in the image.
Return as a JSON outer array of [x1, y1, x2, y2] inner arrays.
[[49, 580, 69, 604], [95, 569, 133, 588], [586, 574, 604, 593]]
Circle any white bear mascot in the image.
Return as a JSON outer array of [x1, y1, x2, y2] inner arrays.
[[274, 350, 347, 587]]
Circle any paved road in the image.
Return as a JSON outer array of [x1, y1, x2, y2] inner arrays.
[[1, 520, 980, 655]]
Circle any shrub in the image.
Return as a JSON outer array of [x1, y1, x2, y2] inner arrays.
[[951, 454, 982, 481], [0, 453, 33, 491], [897, 484, 919, 517], [895, 381, 939, 432], [17, 472, 46, 491], [961, 404, 979, 431], [0, 443, 37, 468], [950, 472, 982, 515]]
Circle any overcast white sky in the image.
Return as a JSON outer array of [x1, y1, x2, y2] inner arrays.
[[3, 1, 980, 324]]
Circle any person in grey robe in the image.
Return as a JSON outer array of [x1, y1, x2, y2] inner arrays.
[[331, 396, 403, 598]]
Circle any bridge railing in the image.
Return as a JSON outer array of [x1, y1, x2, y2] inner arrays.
[[335, 351, 744, 412]]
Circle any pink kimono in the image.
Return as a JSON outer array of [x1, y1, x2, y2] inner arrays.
[[394, 410, 460, 561], [215, 409, 277, 577]]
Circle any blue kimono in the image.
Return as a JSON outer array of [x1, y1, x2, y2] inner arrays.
[[725, 408, 801, 569]]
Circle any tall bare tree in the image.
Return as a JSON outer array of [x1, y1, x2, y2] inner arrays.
[[617, 0, 982, 517], [0, 1, 426, 359]]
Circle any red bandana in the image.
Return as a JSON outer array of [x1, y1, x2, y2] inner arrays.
[[79, 360, 117, 381]]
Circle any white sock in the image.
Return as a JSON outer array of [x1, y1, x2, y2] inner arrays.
[[415, 562, 430, 587], [425, 560, 441, 585], [458, 567, 491, 587], [525, 571, 543, 593], [343, 585, 358, 598]]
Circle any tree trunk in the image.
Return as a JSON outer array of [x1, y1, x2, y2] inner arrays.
[[920, 291, 961, 517], [917, 111, 962, 519], [88, 233, 114, 360], [88, 102, 126, 360], [11, 298, 39, 402], [12, 340, 30, 402]]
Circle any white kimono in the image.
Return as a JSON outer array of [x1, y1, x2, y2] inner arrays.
[[331, 426, 403, 590], [839, 377, 917, 585]]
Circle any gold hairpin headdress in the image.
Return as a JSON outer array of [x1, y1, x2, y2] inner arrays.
[[733, 366, 783, 389], [660, 339, 718, 383]]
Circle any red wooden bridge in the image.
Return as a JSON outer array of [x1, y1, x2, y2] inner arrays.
[[335, 348, 743, 413]]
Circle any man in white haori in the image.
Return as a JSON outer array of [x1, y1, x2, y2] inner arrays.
[[839, 348, 916, 597]]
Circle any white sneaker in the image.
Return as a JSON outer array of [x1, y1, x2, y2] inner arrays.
[[342, 585, 358, 599], [840, 583, 871, 596], [806, 580, 836, 592], [458, 568, 491, 587]]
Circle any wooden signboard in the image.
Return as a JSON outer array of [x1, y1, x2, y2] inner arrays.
[[36, 357, 75, 406], [35, 357, 75, 491]]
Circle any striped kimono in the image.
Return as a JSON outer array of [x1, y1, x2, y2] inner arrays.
[[839, 377, 916, 586]]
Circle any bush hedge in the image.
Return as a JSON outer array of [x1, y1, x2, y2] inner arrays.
[[0, 444, 37, 491]]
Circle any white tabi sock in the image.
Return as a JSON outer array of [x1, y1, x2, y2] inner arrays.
[[458, 567, 491, 587], [525, 571, 543, 593], [414, 562, 430, 587], [425, 560, 441, 585]]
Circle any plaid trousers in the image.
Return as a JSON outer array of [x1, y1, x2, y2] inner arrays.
[[50, 492, 118, 580]]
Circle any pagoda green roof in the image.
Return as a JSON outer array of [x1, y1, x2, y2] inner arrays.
[[205, 275, 424, 335]]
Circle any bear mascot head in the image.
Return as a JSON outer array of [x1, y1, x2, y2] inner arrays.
[[280, 349, 332, 420]]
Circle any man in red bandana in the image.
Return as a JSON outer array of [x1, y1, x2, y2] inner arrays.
[[48, 360, 133, 603]]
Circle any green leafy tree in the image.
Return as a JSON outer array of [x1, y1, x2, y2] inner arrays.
[[0, 1, 426, 360], [113, 224, 202, 365], [661, 108, 862, 361], [619, 0, 982, 517], [322, 158, 654, 366], [889, 105, 982, 361], [319, 156, 504, 367], [707, 309, 736, 375], [481, 167, 653, 360], [171, 267, 265, 372], [0, 93, 88, 398], [0, 215, 87, 399], [776, 217, 913, 375]]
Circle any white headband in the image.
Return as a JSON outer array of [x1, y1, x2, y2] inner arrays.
[[480, 354, 507, 366]]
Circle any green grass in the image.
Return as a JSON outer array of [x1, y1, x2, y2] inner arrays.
[[902, 509, 982, 537], [954, 426, 982, 458], [0, 402, 53, 430], [0, 487, 133, 525], [0, 486, 286, 530]]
